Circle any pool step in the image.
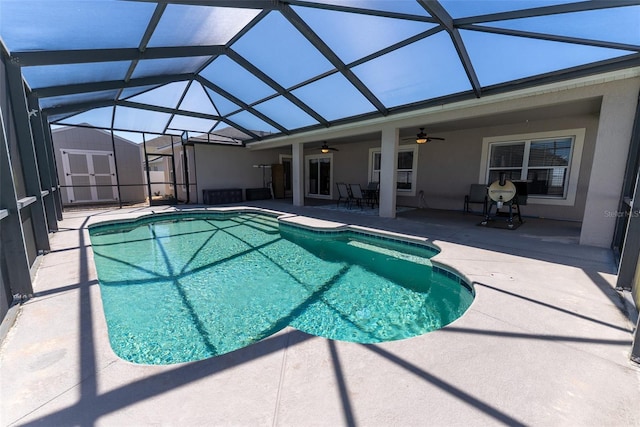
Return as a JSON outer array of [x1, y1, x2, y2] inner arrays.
[[347, 240, 432, 266], [235, 214, 280, 234]]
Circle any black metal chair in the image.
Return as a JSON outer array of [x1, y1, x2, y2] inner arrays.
[[349, 184, 365, 209], [464, 184, 488, 215], [363, 182, 379, 207]]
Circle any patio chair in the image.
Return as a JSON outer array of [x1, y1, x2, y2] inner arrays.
[[349, 184, 365, 209], [336, 182, 352, 208], [464, 184, 488, 215], [364, 182, 379, 207]]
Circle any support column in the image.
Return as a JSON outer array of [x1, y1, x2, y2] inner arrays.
[[617, 159, 640, 365], [292, 142, 305, 207], [616, 168, 640, 291], [632, 315, 640, 364], [110, 128, 123, 208], [580, 83, 639, 247], [42, 120, 63, 220], [615, 91, 640, 293], [28, 94, 58, 232], [0, 107, 33, 296], [6, 59, 50, 252], [110, 109, 123, 208], [143, 134, 153, 205], [379, 126, 399, 218]]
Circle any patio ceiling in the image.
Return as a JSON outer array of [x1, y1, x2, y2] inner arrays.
[[1, 0, 639, 145]]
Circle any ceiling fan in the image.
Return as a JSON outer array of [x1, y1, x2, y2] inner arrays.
[[320, 142, 339, 153], [405, 127, 445, 144]]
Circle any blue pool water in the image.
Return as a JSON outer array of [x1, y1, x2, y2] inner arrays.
[[89, 212, 474, 365]]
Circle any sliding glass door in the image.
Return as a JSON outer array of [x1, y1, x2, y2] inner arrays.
[[306, 154, 333, 199]]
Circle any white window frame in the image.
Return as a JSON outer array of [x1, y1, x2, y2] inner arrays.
[[368, 145, 419, 197], [479, 128, 585, 206]]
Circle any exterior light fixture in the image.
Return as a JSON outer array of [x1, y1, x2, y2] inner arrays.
[[415, 128, 428, 144], [320, 142, 338, 153], [415, 127, 445, 144]]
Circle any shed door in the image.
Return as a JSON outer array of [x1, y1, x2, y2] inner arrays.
[[61, 149, 118, 203]]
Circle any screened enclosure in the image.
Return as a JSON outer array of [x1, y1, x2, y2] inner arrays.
[[1, 0, 638, 143]]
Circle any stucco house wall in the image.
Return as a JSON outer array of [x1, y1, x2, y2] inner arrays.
[[193, 144, 289, 203]]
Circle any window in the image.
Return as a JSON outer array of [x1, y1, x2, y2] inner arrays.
[[369, 146, 418, 196], [481, 129, 585, 206], [488, 137, 573, 197]]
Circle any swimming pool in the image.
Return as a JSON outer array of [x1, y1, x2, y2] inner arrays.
[[89, 211, 474, 365]]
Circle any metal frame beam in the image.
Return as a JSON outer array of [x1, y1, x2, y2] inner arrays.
[[616, 89, 640, 286], [196, 75, 289, 136], [347, 27, 444, 69], [616, 168, 640, 289], [419, 0, 482, 98], [33, 73, 194, 98], [12, 45, 226, 67], [41, 122, 63, 221], [0, 94, 33, 297], [42, 100, 116, 117], [161, 79, 192, 134], [614, 100, 640, 257], [122, 2, 168, 88], [129, 0, 277, 8], [286, 0, 438, 22], [27, 94, 58, 232], [109, 110, 123, 208], [459, 25, 640, 52], [455, 1, 640, 25], [117, 99, 221, 120], [6, 59, 50, 253], [226, 49, 329, 126], [281, 4, 389, 116], [632, 316, 640, 364]]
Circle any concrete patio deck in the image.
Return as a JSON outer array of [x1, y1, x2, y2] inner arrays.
[[1, 201, 639, 426]]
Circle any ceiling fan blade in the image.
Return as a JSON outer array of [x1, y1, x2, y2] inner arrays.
[[429, 137, 445, 141], [320, 142, 339, 152]]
